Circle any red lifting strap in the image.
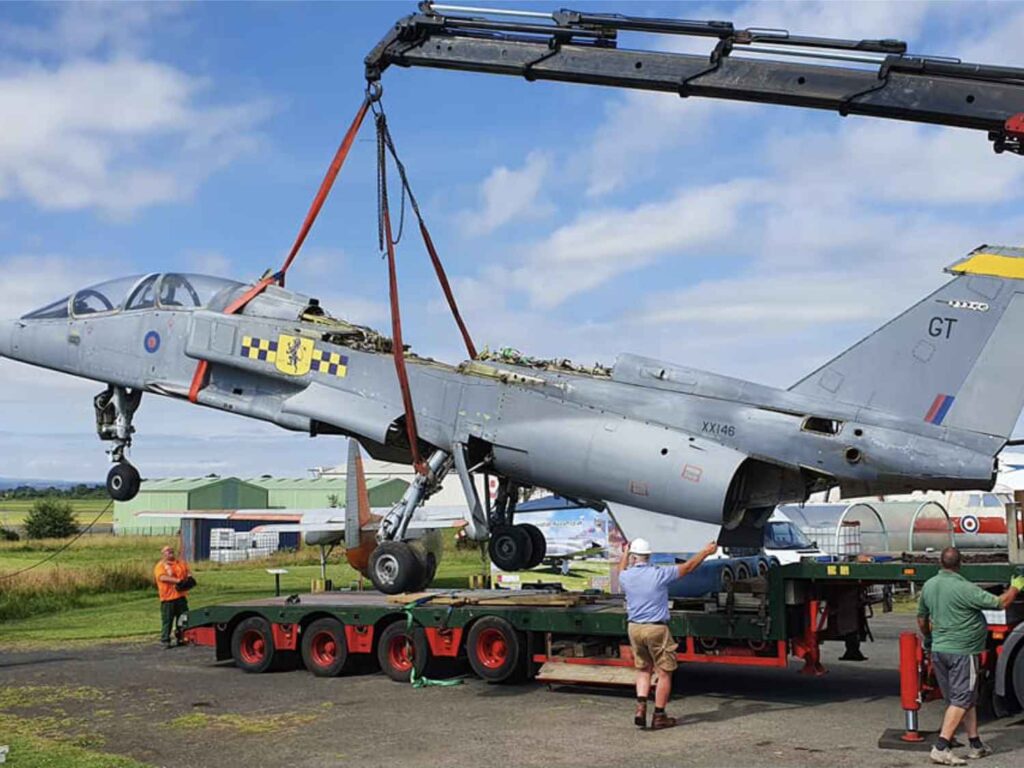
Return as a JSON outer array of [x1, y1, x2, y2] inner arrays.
[[382, 201, 427, 474], [188, 96, 372, 404]]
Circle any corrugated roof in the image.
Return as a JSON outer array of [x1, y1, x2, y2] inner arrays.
[[244, 477, 401, 490], [138, 476, 241, 492]]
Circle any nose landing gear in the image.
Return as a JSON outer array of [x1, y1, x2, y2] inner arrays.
[[94, 386, 143, 502]]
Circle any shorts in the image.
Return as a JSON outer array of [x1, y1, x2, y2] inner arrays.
[[628, 622, 679, 672], [932, 652, 981, 709]]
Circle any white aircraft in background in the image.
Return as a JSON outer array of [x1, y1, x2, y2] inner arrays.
[[512, 498, 609, 575]]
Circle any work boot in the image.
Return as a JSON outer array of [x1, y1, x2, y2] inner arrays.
[[966, 742, 992, 760], [930, 747, 967, 766], [634, 700, 647, 728], [650, 711, 677, 730]]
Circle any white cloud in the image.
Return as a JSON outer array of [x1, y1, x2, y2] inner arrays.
[[185, 250, 234, 278], [1, 253, 121, 316], [0, 3, 180, 58], [458, 152, 552, 236], [504, 179, 760, 308], [578, 0, 934, 198], [0, 7, 271, 217]]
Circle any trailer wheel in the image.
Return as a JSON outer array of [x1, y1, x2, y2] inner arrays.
[[735, 562, 751, 581], [718, 565, 735, 592], [467, 617, 524, 683], [1012, 646, 1024, 712], [519, 523, 547, 570], [231, 617, 275, 673], [301, 618, 349, 677], [377, 621, 428, 683], [489, 525, 534, 571], [756, 557, 770, 577]]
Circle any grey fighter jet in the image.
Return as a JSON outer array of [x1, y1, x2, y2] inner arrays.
[[3, 247, 1024, 592]]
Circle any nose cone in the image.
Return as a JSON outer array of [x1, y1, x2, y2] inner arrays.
[[0, 320, 12, 358]]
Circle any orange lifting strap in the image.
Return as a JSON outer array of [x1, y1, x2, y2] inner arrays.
[[188, 95, 373, 403]]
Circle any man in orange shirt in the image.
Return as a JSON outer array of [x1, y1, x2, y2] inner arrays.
[[155, 545, 192, 648]]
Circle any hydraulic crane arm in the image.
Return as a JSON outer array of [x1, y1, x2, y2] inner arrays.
[[366, 2, 1024, 155]]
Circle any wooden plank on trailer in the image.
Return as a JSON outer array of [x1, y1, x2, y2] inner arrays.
[[536, 661, 636, 687]]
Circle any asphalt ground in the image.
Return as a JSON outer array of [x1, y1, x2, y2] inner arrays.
[[2, 613, 1023, 768]]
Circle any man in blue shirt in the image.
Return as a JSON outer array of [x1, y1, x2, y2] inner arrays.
[[619, 537, 718, 729]]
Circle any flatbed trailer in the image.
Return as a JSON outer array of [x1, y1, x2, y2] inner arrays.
[[183, 559, 1024, 730]]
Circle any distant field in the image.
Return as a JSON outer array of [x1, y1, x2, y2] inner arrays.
[[0, 498, 113, 527], [0, 532, 612, 647]]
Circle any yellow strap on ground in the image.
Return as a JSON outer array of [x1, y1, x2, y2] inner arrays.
[[948, 252, 1024, 279]]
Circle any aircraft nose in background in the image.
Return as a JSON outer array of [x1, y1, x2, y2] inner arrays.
[[0, 320, 14, 358]]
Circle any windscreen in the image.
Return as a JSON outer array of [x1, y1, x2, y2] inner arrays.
[[157, 274, 243, 309], [764, 521, 813, 550], [71, 275, 149, 316], [21, 296, 70, 320]]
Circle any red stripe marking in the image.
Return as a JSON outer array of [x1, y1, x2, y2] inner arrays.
[[924, 394, 945, 423]]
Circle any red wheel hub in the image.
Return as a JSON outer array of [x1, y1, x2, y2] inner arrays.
[[239, 629, 266, 665], [475, 627, 509, 669], [310, 630, 337, 668], [387, 634, 413, 672]]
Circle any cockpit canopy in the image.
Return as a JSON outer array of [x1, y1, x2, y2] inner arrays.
[[21, 274, 244, 320]]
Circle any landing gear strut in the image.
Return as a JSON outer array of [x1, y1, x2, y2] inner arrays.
[[368, 450, 451, 594], [94, 385, 142, 502]]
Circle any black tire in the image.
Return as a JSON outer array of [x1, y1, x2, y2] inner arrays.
[[377, 620, 429, 683], [1011, 646, 1024, 712], [519, 524, 547, 570], [107, 463, 140, 502], [719, 565, 735, 592], [489, 525, 534, 571], [231, 616, 276, 673], [369, 542, 424, 595], [415, 551, 438, 592], [756, 557, 770, 577], [735, 562, 752, 581], [301, 617, 349, 677], [466, 616, 525, 683]]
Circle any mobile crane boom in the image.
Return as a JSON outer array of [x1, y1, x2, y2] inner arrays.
[[365, 2, 1024, 154]]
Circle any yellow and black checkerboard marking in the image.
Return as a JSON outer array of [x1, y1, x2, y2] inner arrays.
[[241, 336, 278, 363], [241, 335, 347, 378], [312, 348, 349, 377]]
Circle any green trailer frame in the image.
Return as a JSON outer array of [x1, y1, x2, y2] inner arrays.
[[183, 559, 1022, 707]]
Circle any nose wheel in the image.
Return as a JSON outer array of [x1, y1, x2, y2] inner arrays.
[[107, 463, 141, 502], [95, 386, 144, 502]]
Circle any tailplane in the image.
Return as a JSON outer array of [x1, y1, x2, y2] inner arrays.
[[790, 245, 1024, 441]]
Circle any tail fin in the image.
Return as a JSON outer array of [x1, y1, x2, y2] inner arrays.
[[344, 439, 377, 573], [790, 245, 1024, 440]]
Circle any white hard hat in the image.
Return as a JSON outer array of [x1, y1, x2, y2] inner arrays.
[[630, 538, 652, 555]]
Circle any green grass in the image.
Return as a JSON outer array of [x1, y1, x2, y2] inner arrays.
[[0, 532, 611, 647], [0, 498, 113, 527]]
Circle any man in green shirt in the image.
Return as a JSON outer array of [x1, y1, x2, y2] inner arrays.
[[917, 547, 1023, 765]]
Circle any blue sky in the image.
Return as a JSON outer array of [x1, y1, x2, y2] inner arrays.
[[2, 1, 1024, 481]]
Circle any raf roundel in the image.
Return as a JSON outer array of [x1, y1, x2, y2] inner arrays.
[[960, 514, 980, 535], [144, 331, 161, 354]]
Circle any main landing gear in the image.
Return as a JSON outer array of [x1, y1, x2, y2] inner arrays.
[[487, 478, 545, 572], [368, 450, 450, 595], [364, 447, 547, 594], [94, 385, 142, 502]]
